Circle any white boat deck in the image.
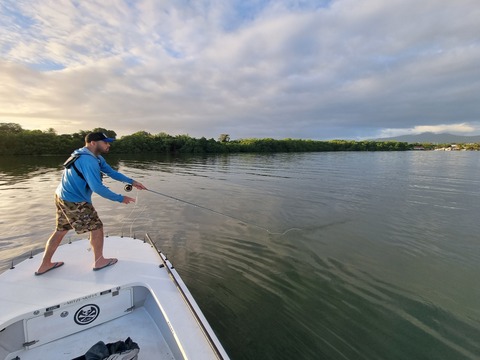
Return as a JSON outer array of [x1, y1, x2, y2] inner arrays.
[[0, 236, 228, 360]]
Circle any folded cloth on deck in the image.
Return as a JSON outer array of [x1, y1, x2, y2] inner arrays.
[[72, 337, 140, 360]]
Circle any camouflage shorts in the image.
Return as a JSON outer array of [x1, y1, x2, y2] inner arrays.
[[55, 195, 103, 234]]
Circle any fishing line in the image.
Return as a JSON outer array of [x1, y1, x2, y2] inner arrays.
[[120, 189, 147, 237], [131, 186, 301, 236], [120, 190, 137, 235], [130, 205, 147, 237]]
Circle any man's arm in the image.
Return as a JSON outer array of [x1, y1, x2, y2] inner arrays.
[[99, 157, 133, 184], [78, 157, 124, 202], [99, 157, 147, 190]]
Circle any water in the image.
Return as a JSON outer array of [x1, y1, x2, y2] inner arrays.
[[1, 151, 480, 359]]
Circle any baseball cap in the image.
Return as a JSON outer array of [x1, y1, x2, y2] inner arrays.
[[85, 132, 115, 143]]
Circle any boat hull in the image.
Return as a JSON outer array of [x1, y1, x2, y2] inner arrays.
[[0, 236, 229, 360]]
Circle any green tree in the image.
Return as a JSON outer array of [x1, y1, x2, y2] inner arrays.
[[0, 123, 23, 133]]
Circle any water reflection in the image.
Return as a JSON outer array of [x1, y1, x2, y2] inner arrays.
[[1, 152, 480, 359]]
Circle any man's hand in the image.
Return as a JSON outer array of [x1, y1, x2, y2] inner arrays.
[[122, 196, 136, 204], [132, 180, 147, 190]]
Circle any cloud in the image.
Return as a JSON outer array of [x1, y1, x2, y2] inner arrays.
[[378, 122, 480, 138], [0, 0, 479, 139]]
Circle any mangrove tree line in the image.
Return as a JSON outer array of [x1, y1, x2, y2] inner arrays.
[[0, 122, 423, 155]]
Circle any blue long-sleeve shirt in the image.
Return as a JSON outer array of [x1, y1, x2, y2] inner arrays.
[[56, 147, 133, 203]]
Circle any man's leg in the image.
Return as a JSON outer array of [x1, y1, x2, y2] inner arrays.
[[90, 227, 117, 269], [36, 230, 68, 274]]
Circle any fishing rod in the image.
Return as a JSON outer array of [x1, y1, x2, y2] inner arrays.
[[124, 184, 300, 236]]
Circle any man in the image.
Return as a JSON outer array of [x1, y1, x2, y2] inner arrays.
[[35, 132, 147, 275]]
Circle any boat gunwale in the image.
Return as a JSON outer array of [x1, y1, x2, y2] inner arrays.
[[146, 233, 229, 360]]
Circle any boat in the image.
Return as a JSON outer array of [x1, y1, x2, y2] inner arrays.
[[0, 234, 229, 360]]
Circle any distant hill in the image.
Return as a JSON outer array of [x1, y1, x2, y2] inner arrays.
[[373, 132, 480, 144]]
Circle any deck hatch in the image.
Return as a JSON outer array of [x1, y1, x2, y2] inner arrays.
[[23, 288, 133, 349]]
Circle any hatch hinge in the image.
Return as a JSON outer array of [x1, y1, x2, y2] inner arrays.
[[23, 340, 39, 347]]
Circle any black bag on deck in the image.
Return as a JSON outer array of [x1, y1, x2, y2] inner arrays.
[[72, 337, 140, 360]]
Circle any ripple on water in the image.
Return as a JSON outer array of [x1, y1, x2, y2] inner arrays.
[[3, 152, 480, 359]]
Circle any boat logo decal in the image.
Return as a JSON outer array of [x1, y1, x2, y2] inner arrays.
[[74, 304, 100, 325]]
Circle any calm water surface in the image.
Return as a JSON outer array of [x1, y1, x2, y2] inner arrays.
[[1, 152, 480, 359]]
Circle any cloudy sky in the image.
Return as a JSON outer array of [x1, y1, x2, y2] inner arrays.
[[1, 0, 479, 140]]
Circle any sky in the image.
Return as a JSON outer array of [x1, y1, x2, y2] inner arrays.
[[1, 0, 479, 140]]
